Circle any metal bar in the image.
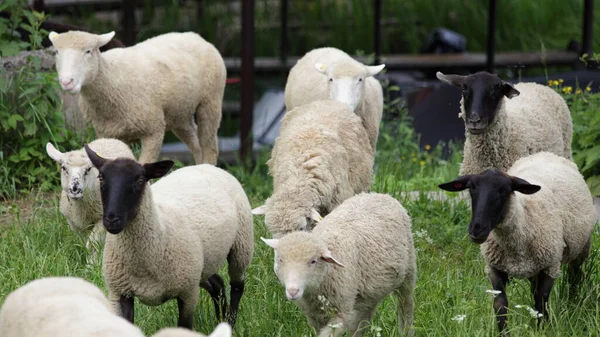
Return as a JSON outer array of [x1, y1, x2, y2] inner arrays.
[[486, 0, 496, 73], [582, 0, 594, 57], [374, 0, 382, 64], [280, 0, 288, 63], [32, 0, 45, 12], [240, 0, 255, 163], [121, 0, 136, 46]]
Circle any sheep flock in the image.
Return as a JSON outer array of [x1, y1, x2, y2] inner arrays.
[[1, 28, 598, 337]]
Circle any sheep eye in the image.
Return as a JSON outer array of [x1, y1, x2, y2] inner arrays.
[[61, 165, 67, 172], [85, 49, 92, 55], [84, 167, 92, 175], [358, 78, 363, 82], [137, 177, 146, 186], [328, 78, 333, 82], [310, 259, 317, 265]]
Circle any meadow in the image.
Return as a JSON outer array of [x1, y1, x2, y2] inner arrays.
[[2, 111, 600, 337]]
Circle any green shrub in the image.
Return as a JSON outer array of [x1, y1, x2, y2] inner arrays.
[[0, 4, 87, 197]]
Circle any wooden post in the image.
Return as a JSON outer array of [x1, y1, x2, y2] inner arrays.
[[280, 0, 288, 63], [240, 0, 255, 164], [374, 0, 382, 64], [582, 0, 594, 57], [486, 0, 497, 73], [121, 0, 136, 46]]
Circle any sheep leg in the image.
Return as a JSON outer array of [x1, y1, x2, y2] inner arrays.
[[200, 274, 227, 321], [227, 280, 244, 328], [531, 272, 554, 327], [567, 237, 591, 296], [172, 122, 204, 165], [177, 289, 199, 330], [396, 275, 415, 336], [138, 132, 165, 164], [317, 315, 347, 337], [488, 267, 509, 334], [348, 307, 377, 337], [119, 295, 135, 323], [196, 100, 221, 165]]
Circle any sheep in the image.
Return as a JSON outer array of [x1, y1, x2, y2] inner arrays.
[[0, 276, 145, 337], [252, 100, 374, 238], [45, 138, 135, 251], [262, 192, 416, 337], [153, 323, 232, 337], [48, 30, 226, 164], [284, 47, 385, 151], [438, 151, 596, 333], [85, 143, 254, 331], [436, 71, 573, 175]]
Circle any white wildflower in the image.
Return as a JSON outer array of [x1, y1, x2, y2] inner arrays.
[[328, 322, 343, 329], [486, 290, 502, 296], [515, 305, 543, 318], [451, 314, 466, 322]]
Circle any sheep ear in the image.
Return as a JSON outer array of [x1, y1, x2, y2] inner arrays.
[[310, 208, 323, 222], [46, 142, 65, 163], [314, 63, 328, 75], [48, 31, 60, 43], [252, 204, 267, 215], [501, 81, 520, 99], [436, 71, 467, 88], [209, 322, 232, 337], [321, 250, 345, 267], [85, 144, 107, 169], [439, 175, 472, 192], [143, 160, 174, 180], [366, 64, 385, 77], [261, 237, 279, 249], [97, 31, 115, 48], [511, 177, 541, 195]]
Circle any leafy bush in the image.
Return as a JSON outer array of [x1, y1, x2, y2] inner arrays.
[[0, 3, 87, 197]]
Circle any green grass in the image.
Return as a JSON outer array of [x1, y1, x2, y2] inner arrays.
[[2, 126, 600, 336]]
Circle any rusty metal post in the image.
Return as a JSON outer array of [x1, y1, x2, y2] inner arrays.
[[582, 0, 594, 57], [240, 0, 255, 163], [121, 0, 136, 46], [486, 0, 496, 73], [374, 0, 382, 64], [280, 0, 288, 63]]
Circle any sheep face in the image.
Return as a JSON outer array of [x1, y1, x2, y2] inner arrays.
[[439, 170, 540, 244], [261, 233, 344, 301], [314, 61, 385, 112], [85, 145, 174, 234], [46, 143, 95, 200], [48, 31, 115, 93], [436, 71, 520, 134]]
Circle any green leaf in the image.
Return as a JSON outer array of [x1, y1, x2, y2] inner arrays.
[[586, 175, 600, 197]]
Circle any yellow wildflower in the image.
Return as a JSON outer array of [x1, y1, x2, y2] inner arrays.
[[420, 160, 425, 166], [412, 158, 417, 162], [553, 80, 559, 86], [586, 87, 591, 92], [425, 144, 431, 151], [562, 86, 572, 94], [558, 79, 564, 84], [576, 89, 582, 95], [547, 80, 553, 86]]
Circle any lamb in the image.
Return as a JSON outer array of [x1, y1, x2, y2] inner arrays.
[[438, 151, 596, 333], [49, 30, 226, 164], [0, 277, 145, 337], [153, 323, 232, 337], [262, 192, 416, 337], [436, 71, 573, 175], [252, 100, 374, 238], [85, 143, 254, 331], [46, 138, 135, 250], [284, 47, 385, 151]]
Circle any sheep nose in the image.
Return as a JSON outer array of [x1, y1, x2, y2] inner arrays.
[[286, 287, 299, 298], [468, 115, 481, 123], [60, 77, 73, 87], [104, 215, 120, 225]]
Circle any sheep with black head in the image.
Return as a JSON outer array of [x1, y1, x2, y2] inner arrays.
[[85, 141, 254, 331], [437, 71, 573, 175]]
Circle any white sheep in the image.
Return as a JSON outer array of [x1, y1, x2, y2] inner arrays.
[[0, 277, 145, 337], [85, 143, 253, 331], [252, 100, 374, 238], [49, 30, 226, 164], [46, 138, 135, 250], [153, 323, 232, 337], [285, 47, 385, 151], [439, 151, 596, 333], [262, 192, 416, 337], [436, 71, 573, 175]]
